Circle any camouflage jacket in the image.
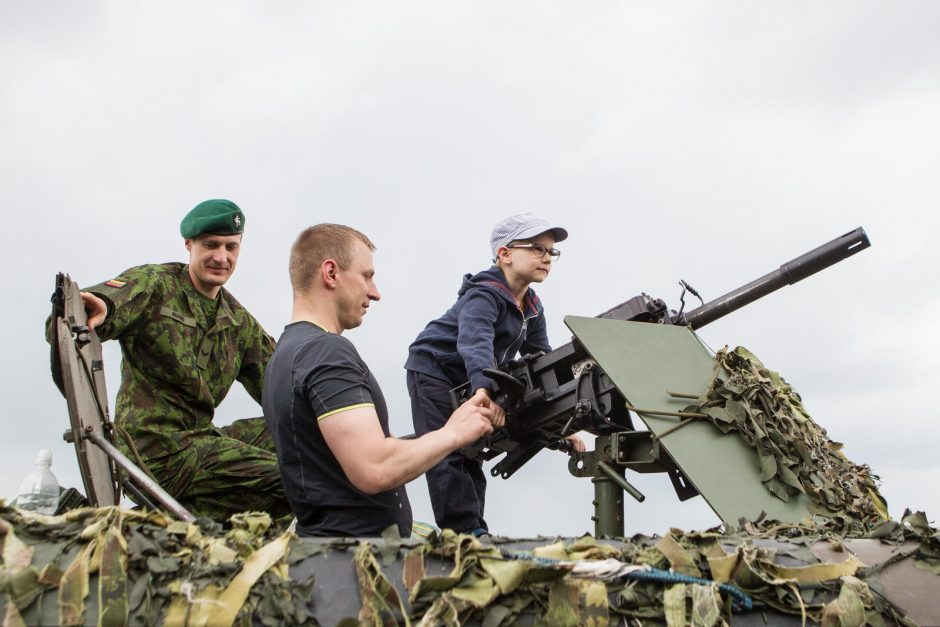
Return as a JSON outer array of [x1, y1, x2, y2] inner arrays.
[[85, 263, 275, 460]]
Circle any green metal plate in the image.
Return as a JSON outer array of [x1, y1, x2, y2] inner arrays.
[[565, 316, 811, 525]]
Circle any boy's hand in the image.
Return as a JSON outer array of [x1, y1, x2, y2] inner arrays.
[[445, 388, 494, 447], [478, 388, 506, 428]]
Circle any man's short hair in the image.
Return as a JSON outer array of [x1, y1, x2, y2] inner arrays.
[[289, 224, 376, 292]]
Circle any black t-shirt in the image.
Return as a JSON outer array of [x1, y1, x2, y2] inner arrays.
[[262, 322, 412, 537]]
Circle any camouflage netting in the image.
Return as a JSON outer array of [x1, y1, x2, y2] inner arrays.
[[0, 505, 314, 626], [3, 504, 937, 626], [683, 347, 889, 532], [352, 511, 939, 626]]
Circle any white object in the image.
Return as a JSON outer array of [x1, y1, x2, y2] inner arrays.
[[16, 449, 60, 515]]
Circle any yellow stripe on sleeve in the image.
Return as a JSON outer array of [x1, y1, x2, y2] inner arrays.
[[316, 403, 375, 422]]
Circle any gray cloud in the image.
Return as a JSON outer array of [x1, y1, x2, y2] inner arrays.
[[2, 1, 937, 536]]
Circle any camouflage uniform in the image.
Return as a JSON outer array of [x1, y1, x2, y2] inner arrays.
[[85, 262, 290, 520]]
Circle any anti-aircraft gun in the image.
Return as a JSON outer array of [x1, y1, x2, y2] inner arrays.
[[454, 227, 871, 537]]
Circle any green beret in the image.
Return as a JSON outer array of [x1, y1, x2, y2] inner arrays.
[[180, 199, 245, 239]]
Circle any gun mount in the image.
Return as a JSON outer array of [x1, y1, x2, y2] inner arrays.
[[455, 228, 870, 536]]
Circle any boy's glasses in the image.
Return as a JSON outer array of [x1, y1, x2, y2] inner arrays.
[[506, 243, 562, 260]]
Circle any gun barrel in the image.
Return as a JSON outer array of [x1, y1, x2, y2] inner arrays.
[[685, 227, 870, 329]]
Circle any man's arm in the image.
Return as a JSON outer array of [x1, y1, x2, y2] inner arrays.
[[45, 269, 152, 345], [236, 315, 277, 405], [320, 389, 495, 495], [81, 265, 166, 341]]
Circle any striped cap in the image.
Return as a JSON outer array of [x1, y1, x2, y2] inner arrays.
[[490, 213, 568, 259]]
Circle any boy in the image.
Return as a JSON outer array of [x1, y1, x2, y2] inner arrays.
[[405, 213, 583, 536]]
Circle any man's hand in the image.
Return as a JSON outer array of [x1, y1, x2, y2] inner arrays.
[[565, 434, 586, 453], [444, 388, 495, 447], [81, 292, 108, 331], [478, 388, 506, 428]]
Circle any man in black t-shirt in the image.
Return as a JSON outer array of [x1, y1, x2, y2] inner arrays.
[[262, 224, 496, 537]]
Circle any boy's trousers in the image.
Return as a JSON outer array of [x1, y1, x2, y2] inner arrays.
[[407, 370, 488, 533]]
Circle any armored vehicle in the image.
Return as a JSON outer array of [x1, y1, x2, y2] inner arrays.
[[4, 227, 938, 626]]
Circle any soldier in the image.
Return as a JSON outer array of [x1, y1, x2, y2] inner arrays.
[[262, 224, 495, 537], [67, 199, 289, 520]]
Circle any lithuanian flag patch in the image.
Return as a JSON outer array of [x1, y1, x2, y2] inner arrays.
[[104, 279, 127, 288]]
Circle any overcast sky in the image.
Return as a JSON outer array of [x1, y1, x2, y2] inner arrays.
[[2, 1, 938, 537]]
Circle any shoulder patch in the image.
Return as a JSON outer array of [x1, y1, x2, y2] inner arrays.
[[104, 279, 127, 288]]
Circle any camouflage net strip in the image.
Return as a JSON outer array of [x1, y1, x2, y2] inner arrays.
[[398, 530, 615, 627], [683, 346, 889, 532], [0, 505, 314, 626]]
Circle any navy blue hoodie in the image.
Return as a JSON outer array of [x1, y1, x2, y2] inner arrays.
[[405, 266, 551, 392]]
